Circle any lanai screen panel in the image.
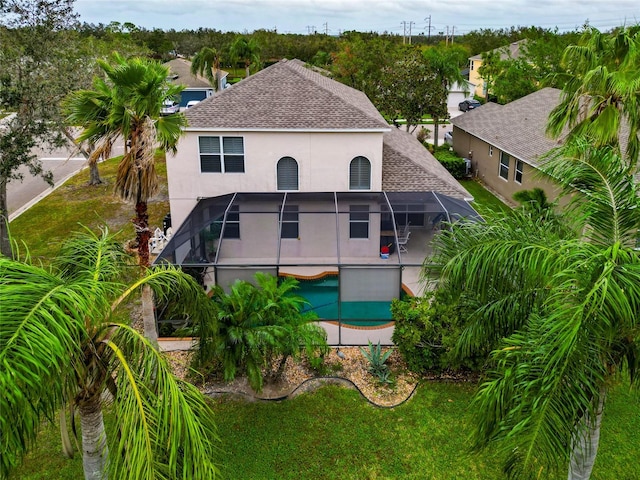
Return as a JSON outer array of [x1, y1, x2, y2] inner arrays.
[[216, 266, 278, 292], [340, 266, 401, 302], [278, 192, 339, 264]]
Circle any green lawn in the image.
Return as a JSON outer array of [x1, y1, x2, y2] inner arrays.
[[9, 154, 169, 261], [13, 381, 640, 479], [459, 179, 513, 216]]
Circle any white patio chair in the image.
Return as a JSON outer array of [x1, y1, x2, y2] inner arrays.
[[397, 230, 411, 253]]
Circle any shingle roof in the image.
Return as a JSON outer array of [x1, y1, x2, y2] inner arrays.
[[184, 59, 390, 130], [163, 58, 226, 89], [469, 39, 527, 61], [382, 128, 472, 200], [450, 88, 562, 167]]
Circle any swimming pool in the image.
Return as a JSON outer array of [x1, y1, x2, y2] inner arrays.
[[294, 275, 395, 327]]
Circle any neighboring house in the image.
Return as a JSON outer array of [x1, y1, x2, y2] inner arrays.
[[159, 58, 477, 345], [163, 58, 228, 108], [447, 80, 475, 110], [468, 40, 526, 98], [450, 87, 564, 204]]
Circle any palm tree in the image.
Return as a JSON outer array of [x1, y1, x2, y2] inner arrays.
[[546, 25, 640, 169], [0, 228, 219, 480], [512, 187, 554, 216], [194, 272, 327, 392], [426, 142, 640, 479], [191, 46, 223, 91], [422, 46, 468, 148], [229, 36, 261, 78], [64, 53, 187, 267]]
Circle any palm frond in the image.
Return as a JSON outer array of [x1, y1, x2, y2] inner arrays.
[[0, 258, 106, 478], [105, 324, 219, 480]]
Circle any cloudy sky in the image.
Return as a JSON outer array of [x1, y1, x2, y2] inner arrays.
[[74, 0, 638, 36]]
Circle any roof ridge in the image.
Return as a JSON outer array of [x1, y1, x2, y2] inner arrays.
[[281, 59, 389, 128]]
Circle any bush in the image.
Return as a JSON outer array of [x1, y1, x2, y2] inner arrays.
[[391, 291, 485, 374], [433, 149, 467, 179]]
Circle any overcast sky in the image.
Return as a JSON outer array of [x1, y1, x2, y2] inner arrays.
[[74, 0, 638, 36]]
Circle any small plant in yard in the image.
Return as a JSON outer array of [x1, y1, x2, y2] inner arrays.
[[360, 341, 394, 385]]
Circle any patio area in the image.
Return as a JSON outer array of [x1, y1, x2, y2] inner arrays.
[[154, 191, 480, 345]]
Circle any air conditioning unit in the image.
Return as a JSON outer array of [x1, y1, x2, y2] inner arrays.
[[463, 158, 472, 177]]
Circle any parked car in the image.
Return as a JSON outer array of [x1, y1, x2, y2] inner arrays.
[[444, 131, 453, 145], [186, 100, 200, 109], [161, 99, 180, 115], [458, 99, 482, 112]]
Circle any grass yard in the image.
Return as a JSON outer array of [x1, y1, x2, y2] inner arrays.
[[9, 154, 169, 261], [13, 381, 640, 479], [459, 179, 513, 216]]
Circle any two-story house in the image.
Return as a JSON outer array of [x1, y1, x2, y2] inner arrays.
[[468, 40, 526, 98], [158, 59, 478, 344]]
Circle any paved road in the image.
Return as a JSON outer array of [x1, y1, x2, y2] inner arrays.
[[7, 140, 124, 221]]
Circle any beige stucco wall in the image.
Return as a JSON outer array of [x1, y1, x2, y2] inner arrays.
[[452, 127, 562, 205], [215, 199, 382, 261], [166, 130, 385, 229]]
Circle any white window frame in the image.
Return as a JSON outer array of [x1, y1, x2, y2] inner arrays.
[[349, 156, 371, 190], [280, 204, 299, 239], [276, 156, 299, 191], [499, 151, 510, 181], [349, 205, 369, 239], [514, 159, 524, 184], [199, 136, 245, 173]]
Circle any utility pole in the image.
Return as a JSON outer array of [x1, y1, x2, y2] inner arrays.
[[451, 26, 455, 44], [446, 26, 449, 46], [401, 21, 407, 44], [306, 25, 316, 34], [425, 15, 434, 41], [323, 22, 329, 35], [408, 21, 415, 44]]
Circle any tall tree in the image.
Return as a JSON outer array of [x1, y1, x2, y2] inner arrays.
[[0, 228, 220, 480], [547, 25, 640, 169], [422, 45, 468, 147], [229, 36, 261, 78], [426, 142, 640, 479], [64, 53, 187, 267], [376, 48, 443, 133], [191, 46, 223, 91], [0, 0, 78, 258]]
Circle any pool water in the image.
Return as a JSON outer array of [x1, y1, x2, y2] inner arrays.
[[294, 275, 394, 326]]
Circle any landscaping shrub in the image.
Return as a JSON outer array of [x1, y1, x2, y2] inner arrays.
[[391, 291, 485, 374], [433, 148, 467, 179]]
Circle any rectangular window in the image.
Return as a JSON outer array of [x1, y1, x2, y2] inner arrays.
[[499, 152, 510, 180], [470, 61, 474, 71], [515, 159, 524, 183], [213, 205, 240, 239], [199, 136, 244, 173], [281, 205, 299, 239], [349, 205, 369, 239], [489, 145, 493, 157]]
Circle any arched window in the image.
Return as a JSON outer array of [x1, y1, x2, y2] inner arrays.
[[277, 156, 299, 190], [349, 156, 371, 190]]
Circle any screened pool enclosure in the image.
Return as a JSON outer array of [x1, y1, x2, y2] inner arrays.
[[155, 191, 480, 345]]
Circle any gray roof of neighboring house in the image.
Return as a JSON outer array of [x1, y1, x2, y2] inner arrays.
[[451, 88, 563, 167], [469, 39, 527, 61], [184, 58, 390, 130], [163, 58, 225, 89], [382, 127, 472, 200]]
